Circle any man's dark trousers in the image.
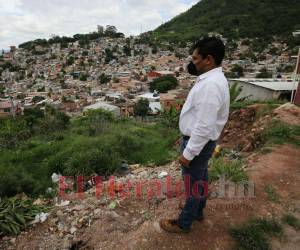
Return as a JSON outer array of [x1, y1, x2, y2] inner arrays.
[[178, 136, 216, 230]]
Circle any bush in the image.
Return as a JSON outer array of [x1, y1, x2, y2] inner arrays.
[[159, 106, 180, 129], [0, 164, 36, 197], [282, 214, 300, 230], [230, 218, 282, 250], [0, 110, 179, 197], [209, 157, 247, 183], [0, 197, 50, 235], [134, 98, 149, 117], [150, 76, 178, 93], [0, 118, 31, 149], [260, 121, 300, 146]]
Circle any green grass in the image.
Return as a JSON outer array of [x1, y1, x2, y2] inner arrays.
[[230, 99, 285, 111], [282, 214, 300, 230], [229, 218, 283, 250], [260, 120, 300, 147], [264, 184, 280, 203], [209, 157, 248, 183], [0, 109, 179, 197]]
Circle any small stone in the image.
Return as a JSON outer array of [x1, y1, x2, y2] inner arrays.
[[70, 227, 77, 234], [56, 210, 64, 219], [105, 211, 120, 220], [57, 221, 65, 231], [72, 204, 85, 211], [49, 217, 58, 226], [153, 221, 162, 233], [94, 208, 101, 215]]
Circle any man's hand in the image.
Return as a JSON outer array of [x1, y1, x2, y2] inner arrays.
[[177, 155, 190, 167]]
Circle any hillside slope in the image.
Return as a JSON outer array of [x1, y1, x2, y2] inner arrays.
[[151, 0, 300, 41]]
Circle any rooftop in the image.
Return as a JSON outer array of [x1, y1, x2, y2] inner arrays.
[[137, 92, 160, 100]]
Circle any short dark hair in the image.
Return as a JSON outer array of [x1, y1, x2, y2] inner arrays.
[[192, 37, 225, 66]]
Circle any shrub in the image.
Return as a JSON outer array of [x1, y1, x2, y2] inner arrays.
[[209, 157, 247, 183], [230, 218, 282, 250]]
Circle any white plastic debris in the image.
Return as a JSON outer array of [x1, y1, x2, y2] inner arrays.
[[46, 187, 53, 193], [51, 173, 61, 183], [70, 226, 77, 234], [55, 200, 70, 207], [158, 171, 168, 179], [31, 212, 49, 224]]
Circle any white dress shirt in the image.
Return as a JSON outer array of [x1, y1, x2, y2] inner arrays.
[[179, 67, 230, 161]]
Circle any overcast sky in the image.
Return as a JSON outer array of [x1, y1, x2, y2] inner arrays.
[[0, 0, 198, 50]]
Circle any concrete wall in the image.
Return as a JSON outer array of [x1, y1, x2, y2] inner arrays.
[[229, 80, 280, 101]]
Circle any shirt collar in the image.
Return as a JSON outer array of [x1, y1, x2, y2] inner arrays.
[[197, 67, 223, 81]]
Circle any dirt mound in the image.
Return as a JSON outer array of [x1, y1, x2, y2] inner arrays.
[[273, 103, 300, 126], [220, 105, 272, 152]]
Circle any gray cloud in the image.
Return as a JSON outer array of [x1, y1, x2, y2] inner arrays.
[[0, 0, 198, 50]]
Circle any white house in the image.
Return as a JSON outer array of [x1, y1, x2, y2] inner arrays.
[[137, 92, 160, 102]]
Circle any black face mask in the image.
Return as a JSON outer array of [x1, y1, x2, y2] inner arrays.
[[187, 61, 200, 76]]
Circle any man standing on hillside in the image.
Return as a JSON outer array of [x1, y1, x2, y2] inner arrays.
[[160, 37, 230, 233]]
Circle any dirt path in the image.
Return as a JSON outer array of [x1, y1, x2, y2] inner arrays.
[[106, 144, 299, 250]]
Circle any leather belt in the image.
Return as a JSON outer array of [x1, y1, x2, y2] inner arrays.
[[182, 135, 190, 140]]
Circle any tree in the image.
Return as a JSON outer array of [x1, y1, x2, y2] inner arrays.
[[104, 48, 115, 64], [179, 41, 187, 48], [134, 98, 149, 117], [230, 64, 244, 78], [82, 51, 88, 56], [152, 46, 158, 54], [105, 25, 117, 36], [60, 80, 68, 89], [256, 68, 272, 78], [61, 95, 67, 103], [32, 96, 45, 103], [37, 86, 45, 92], [0, 85, 5, 97], [99, 73, 111, 84], [66, 56, 74, 66], [149, 76, 178, 93], [80, 73, 88, 81], [112, 76, 120, 83], [123, 45, 131, 57]]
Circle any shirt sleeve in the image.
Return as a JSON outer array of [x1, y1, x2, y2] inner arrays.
[[182, 82, 221, 161]]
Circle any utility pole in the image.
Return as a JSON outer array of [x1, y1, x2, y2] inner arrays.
[[291, 31, 300, 104]]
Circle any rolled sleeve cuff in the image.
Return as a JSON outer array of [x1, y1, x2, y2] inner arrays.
[[183, 148, 195, 161]]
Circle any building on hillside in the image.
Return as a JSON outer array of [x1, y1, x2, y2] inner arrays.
[[147, 70, 175, 81], [0, 99, 22, 117], [229, 78, 298, 101], [136, 92, 160, 102]]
